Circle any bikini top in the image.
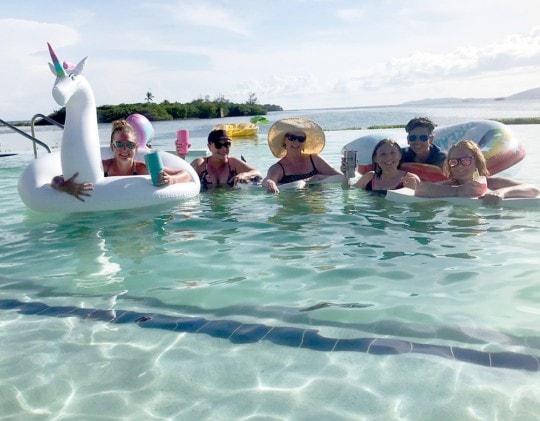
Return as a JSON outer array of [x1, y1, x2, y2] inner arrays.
[[199, 157, 237, 188], [278, 155, 319, 185], [103, 160, 138, 177], [365, 176, 404, 193]]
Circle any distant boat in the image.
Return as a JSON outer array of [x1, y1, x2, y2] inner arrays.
[[213, 123, 259, 138]]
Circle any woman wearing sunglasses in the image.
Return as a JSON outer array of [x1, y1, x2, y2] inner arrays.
[[404, 140, 539, 205], [190, 129, 262, 189], [52, 120, 191, 201], [263, 118, 341, 193]]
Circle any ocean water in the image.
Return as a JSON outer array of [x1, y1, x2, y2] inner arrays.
[[1, 101, 540, 420]]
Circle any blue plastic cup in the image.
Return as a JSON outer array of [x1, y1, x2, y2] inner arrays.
[[144, 151, 164, 186]]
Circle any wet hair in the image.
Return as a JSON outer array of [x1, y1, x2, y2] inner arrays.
[[372, 138, 403, 178], [405, 117, 435, 134], [208, 129, 231, 144], [443, 140, 490, 182], [110, 120, 137, 143]]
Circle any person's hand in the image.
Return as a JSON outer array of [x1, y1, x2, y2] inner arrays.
[[52, 172, 94, 202], [401, 173, 420, 190], [481, 190, 504, 206], [340, 157, 347, 173], [264, 179, 279, 194], [157, 171, 170, 186]]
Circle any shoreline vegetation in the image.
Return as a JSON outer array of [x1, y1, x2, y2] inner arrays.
[[2, 104, 540, 129], [3, 99, 284, 127]]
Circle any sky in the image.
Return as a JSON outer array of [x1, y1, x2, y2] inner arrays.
[[1, 0, 540, 120]]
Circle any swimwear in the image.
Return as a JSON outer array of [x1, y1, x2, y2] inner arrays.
[[401, 144, 447, 167], [103, 161, 138, 177], [278, 155, 319, 184], [199, 157, 237, 188], [365, 178, 403, 193]]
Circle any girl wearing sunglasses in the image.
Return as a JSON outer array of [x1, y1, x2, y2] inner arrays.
[[52, 120, 191, 201], [190, 129, 262, 189], [263, 118, 341, 193], [404, 140, 538, 205]]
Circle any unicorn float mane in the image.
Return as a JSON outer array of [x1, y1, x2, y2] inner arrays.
[[48, 43, 103, 184]]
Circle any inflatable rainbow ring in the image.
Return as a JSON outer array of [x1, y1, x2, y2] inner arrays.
[[342, 120, 526, 182]]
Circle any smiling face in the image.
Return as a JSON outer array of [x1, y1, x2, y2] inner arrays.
[[111, 131, 137, 162], [284, 131, 307, 154], [447, 144, 477, 183], [373, 140, 402, 173], [407, 126, 433, 156]]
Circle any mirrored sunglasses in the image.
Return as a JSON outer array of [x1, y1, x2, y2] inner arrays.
[[214, 141, 231, 149], [285, 133, 306, 143], [448, 157, 473, 168], [113, 140, 136, 150], [407, 134, 430, 142]]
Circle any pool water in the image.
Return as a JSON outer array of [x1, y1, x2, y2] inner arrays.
[[1, 118, 539, 419]]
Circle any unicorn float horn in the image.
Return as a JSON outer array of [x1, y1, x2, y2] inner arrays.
[[48, 43, 66, 77]]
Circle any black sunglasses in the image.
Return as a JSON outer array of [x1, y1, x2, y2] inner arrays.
[[285, 133, 306, 143], [213, 141, 231, 149], [407, 134, 431, 142]]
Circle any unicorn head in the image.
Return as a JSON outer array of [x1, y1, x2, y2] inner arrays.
[[48, 43, 89, 106]]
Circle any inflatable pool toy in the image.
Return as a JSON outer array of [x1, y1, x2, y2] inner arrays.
[[385, 187, 540, 209], [277, 174, 344, 191], [19, 147, 200, 212], [126, 113, 154, 149], [342, 120, 526, 182], [17, 44, 200, 213], [213, 123, 259, 138]]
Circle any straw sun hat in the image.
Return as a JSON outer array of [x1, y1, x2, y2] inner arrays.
[[267, 118, 325, 158]]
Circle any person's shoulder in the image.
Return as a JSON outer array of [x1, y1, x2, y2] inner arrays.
[[401, 148, 414, 161], [135, 161, 148, 173], [190, 156, 205, 166]]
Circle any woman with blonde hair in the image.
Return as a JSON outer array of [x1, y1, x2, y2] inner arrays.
[[262, 118, 341, 193], [403, 140, 539, 205]]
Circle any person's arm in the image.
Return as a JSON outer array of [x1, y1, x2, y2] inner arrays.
[[482, 177, 540, 205], [228, 157, 263, 184], [262, 163, 283, 194], [310, 155, 342, 179], [415, 180, 486, 197], [51, 172, 94, 202], [160, 167, 192, 185], [353, 172, 375, 190]]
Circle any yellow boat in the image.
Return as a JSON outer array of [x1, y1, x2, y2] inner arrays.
[[213, 123, 259, 138]]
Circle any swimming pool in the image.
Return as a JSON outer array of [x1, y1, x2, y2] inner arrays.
[[1, 120, 539, 419]]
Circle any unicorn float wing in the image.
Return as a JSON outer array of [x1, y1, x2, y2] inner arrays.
[[47, 43, 103, 183]]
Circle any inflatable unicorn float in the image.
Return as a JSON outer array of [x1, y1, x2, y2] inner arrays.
[[18, 44, 200, 213]]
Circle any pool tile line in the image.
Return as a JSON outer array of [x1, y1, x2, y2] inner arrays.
[[2, 276, 538, 351], [1, 298, 539, 372]]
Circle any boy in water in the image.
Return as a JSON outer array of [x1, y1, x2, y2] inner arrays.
[[401, 117, 446, 167]]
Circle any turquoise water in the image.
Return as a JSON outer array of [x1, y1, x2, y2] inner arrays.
[[1, 104, 540, 419]]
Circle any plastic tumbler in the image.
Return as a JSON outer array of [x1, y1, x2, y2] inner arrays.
[[176, 130, 191, 158], [144, 151, 164, 186], [344, 150, 357, 178]]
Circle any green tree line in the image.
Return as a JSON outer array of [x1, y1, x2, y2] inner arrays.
[[41, 99, 283, 125]]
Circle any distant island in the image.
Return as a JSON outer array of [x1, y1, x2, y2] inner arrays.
[[34, 99, 283, 126], [401, 87, 540, 106]]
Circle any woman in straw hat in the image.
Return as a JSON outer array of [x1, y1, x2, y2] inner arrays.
[[262, 118, 341, 193]]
